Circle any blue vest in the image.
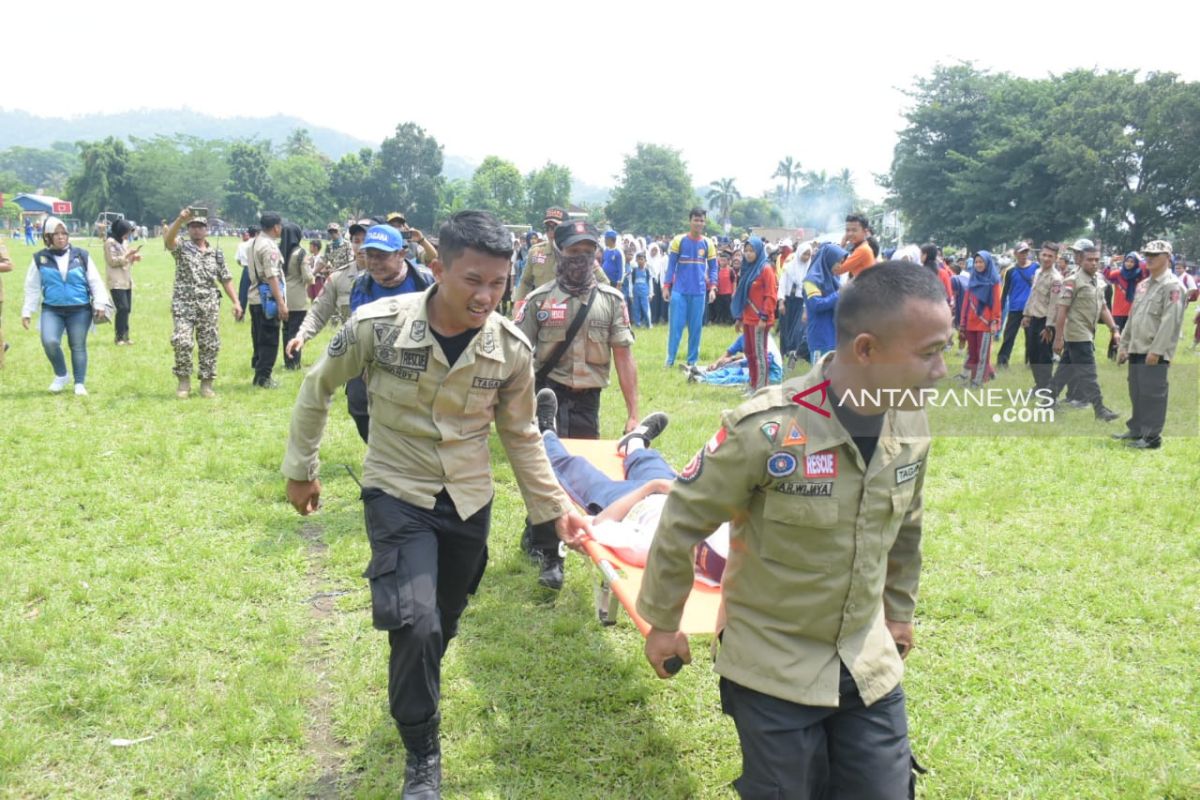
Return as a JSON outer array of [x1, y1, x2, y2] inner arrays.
[[36, 247, 91, 307]]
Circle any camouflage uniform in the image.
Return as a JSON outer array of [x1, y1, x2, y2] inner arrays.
[[170, 240, 231, 380]]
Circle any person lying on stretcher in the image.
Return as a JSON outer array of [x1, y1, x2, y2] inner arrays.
[[535, 388, 729, 584]]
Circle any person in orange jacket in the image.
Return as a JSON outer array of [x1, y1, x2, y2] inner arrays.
[[959, 250, 1002, 385], [732, 236, 778, 392]]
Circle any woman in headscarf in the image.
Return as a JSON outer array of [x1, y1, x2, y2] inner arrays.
[[1103, 251, 1147, 360], [20, 217, 112, 395], [104, 217, 141, 345], [803, 243, 848, 364], [731, 236, 778, 392], [778, 241, 813, 366], [279, 221, 313, 370], [959, 250, 1002, 385]]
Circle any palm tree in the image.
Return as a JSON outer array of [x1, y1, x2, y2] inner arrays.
[[773, 157, 801, 198], [706, 178, 740, 224]]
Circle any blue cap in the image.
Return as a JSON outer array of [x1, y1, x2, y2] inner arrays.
[[361, 224, 405, 252], [604, 229, 618, 239]]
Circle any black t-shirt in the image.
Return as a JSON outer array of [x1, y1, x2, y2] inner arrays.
[[432, 326, 482, 368], [832, 401, 886, 467]]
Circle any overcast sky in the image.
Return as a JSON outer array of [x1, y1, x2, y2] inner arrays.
[[12, 0, 1200, 202]]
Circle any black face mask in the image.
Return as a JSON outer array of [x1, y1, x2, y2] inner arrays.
[[556, 250, 597, 296]]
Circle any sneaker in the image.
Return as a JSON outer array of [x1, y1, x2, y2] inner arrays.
[[49, 375, 69, 393], [1127, 437, 1162, 450], [1094, 406, 1120, 423], [535, 388, 558, 434], [74, 384, 88, 396], [115, 340, 127, 347], [617, 411, 669, 454], [254, 378, 280, 389]]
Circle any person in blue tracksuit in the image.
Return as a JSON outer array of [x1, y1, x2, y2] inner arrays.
[[664, 208, 718, 367]]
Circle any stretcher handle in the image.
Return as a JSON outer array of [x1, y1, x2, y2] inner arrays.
[[580, 536, 687, 675]]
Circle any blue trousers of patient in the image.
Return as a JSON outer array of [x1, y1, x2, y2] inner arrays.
[[542, 431, 676, 514]]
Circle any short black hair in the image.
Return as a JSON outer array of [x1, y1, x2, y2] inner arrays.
[[689, 207, 706, 220], [835, 260, 947, 342], [260, 212, 282, 230], [437, 210, 514, 267], [248, 226, 261, 237], [845, 212, 869, 229]]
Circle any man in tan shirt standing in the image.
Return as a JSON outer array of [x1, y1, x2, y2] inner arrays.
[[283, 210, 589, 799], [1021, 241, 1064, 392], [639, 262, 950, 799], [1115, 240, 1185, 450], [247, 212, 288, 388]]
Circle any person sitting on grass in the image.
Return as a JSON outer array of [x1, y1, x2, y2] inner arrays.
[[535, 389, 729, 582]]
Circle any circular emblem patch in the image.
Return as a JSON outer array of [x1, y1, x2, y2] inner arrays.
[[536, 310, 550, 322], [767, 452, 798, 478]]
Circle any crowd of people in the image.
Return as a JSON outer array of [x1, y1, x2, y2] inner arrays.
[[2, 198, 1195, 799]]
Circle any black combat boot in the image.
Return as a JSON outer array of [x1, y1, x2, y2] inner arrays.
[[398, 715, 441, 799]]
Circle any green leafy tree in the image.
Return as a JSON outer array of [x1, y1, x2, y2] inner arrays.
[[330, 149, 374, 220], [224, 141, 274, 225], [773, 156, 800, 198], [0, 145, 77, 194], [524, 162, 572, 225], [372, 123, 444, 230], [0, 171, 33, 224], [271, 154, 336, 229], [66, 137, 140, 223], [467, 156, 525, 221], [606, 143, 695, 235], [706, 178, 740, 224], [730, 197, 783, 229], [128, 135, 228, 223], [281, 128, 321, 160], [437, 178, 470, 222]]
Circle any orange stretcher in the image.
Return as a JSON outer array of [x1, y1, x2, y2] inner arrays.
[[559, 439, 724, 649]]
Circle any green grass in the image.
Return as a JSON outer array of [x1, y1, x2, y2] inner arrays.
[[1, 237, 1198, 798]]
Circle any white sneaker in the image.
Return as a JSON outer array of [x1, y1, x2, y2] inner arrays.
[[74, 384, 88, 396], [49, 376, 69, 393]]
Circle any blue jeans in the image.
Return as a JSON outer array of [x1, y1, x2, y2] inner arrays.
[[632, 287, 651, 327], [667, 292, 706, 365], [542, 431, 676, 514], [40, 304, 92, 383]]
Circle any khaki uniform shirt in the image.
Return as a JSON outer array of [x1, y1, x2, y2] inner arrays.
[[637, 359, 929, 708], [1120, 270, 1185, 360], [282, 286, 572, 524], [513, 241, 609, 302], [1056, 269, 1105, 342], [1024, 265, 1063, 320], [298, 263, 358, 342], [103, 238, 135, 290], [515, 282, 634, 388], [247, 233, 283, 306], [284, 249, 314, 310]]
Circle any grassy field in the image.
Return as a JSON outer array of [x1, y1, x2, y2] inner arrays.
[[1, 237, 1198, 799]]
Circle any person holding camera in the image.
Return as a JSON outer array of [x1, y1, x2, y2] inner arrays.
[[164, 208, 243, 398], [247, 212, 288, 388], [103, 218, 142, 345]]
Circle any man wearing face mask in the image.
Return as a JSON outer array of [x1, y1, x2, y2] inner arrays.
[[516, 220, 639, 590]]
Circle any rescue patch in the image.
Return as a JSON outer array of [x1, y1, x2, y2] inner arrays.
[[896, 461, 923, 486], [760, 421, 780, 443], [400, 348, 430, 371], [410, 320, 427, 342], [541, 300, 568, 325], [678, 451, 704, 482], [472, 377, 501, 390], [706, 427, 728, 454], [782, 420, 807, 447], [767, 452, 798, 478], [804, 451, 838, 479], [775, 481, 834, 497]]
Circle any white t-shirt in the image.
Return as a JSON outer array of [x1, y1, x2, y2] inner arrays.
[[592, 492, 728, 581]]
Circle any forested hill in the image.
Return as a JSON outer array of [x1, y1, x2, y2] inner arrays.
[[0, 108, 373, 160]]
